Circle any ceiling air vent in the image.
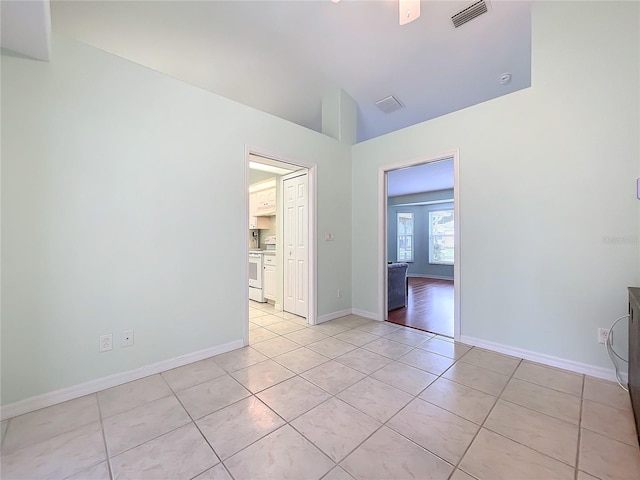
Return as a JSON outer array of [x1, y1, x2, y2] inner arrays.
[[375, 95, 405, 114], [452, 0, 488, 28]]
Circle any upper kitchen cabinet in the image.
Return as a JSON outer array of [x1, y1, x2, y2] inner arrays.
[[250, 179, 277, 217], [249, 178, 276, 229]]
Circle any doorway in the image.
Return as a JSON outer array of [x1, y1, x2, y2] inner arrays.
[[245, 151, 316, 345], [379, 152, 460, 340]]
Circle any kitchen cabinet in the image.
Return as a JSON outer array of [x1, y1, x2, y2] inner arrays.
[[249, 191, 270, 229], [256, 187, 276, 215], [263, 254, 276, 301], [249, 179, 277, 218]]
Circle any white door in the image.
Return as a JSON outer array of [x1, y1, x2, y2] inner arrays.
[[283, 172, 308, 317]]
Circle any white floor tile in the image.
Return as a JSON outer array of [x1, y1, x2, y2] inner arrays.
[[341, 426, 453, 480], [291, 397, 380, 462], [161, 358, 226, 392], [388, 398, 479, 465], [176, 374, 251, 419], [334, 348, 392, 374], [197, 396, 285, 460], [256, 376, 331, 421], [0, 422, 106, 480], [337, 377, 413, 423], [103, 395, 190, 456], [231, 359, 295, 393], [224, 425, 334, 480], [301, 360, 366, 395], [111, 423, 218, 479], [2, 395, 100, 453]]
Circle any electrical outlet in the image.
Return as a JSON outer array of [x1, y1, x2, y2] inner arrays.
[[100, 334, 113, 352], [598, 328, 610, 344], [122, 330, 134, 347]]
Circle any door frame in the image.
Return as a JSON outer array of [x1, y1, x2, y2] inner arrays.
[[243, 146, 317, 346], [378, 149, 461, 341]]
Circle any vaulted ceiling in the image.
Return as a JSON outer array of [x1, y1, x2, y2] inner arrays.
[[2, 1, 532, 142]]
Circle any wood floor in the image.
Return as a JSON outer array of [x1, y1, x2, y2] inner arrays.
[[387, 277, 454, 337]]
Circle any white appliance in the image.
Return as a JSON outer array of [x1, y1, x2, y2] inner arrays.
[[249, 251, 265, 302]]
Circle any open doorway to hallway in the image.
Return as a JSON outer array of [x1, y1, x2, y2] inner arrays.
[[383, 157, 457, 338]]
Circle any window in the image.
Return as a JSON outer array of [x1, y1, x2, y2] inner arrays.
[[429, 209, 454, 265], [397, 212, 413, 262]]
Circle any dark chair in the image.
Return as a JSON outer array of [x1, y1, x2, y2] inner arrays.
[[388, 263, 409, 310]]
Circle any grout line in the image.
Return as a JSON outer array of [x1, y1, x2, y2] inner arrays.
[[96, 393, 116, 480], [164, 373, 243, 480], [1, 418, 11, 450], [447, 357, 523, 478], [337, 341, 475, 475]]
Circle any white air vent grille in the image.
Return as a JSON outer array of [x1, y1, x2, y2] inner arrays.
[[452, 0, 488, 28], [375, 95, 405, 114]]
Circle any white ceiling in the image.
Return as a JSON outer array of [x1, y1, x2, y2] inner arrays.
[[47, 0, 532, 142], [387, 158, 454, 197]]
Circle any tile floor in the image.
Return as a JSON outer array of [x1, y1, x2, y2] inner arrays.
[[1, 301, 639, 479]]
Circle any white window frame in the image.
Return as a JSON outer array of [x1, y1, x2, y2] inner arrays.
[[429, 209, 454, 265], [397, 212, 413, 262]]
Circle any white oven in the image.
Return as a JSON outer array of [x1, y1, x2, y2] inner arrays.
[[249, 252, 265, 302]]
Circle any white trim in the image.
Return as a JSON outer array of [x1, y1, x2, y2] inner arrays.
[[460, 335, 623, 383], [352, 308, 382, 321], [453, 152, 461, 342], [378, 150, 461, 341], [243, 148, 251, 347], [0, 340, 244, 421], [378, 169, 388, 318], [408, 274, 454, 281], [317, 309, 352, 324], [308, 166, 318, 325]]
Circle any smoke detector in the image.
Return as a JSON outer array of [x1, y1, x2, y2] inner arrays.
[[499, 73, 512, 85]]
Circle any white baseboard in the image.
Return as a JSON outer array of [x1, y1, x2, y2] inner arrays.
[[0, 339, 244, 421], [459, 335, 622, 383], [274, 303, 283, 312], [317, 309, 352, 324], [408, 274, 454, 281], [351, 308, 382, 321]]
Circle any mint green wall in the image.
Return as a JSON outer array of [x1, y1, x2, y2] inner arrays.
[[352, 1, 639, 369], [1, 35, 352, 405]]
